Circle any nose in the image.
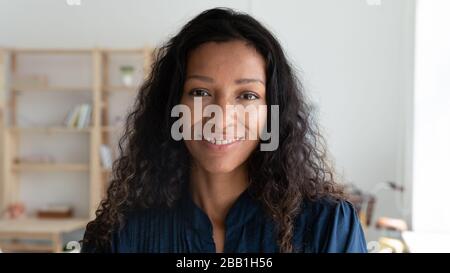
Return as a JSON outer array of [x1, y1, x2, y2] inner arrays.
[[210, 94, 238, 138]]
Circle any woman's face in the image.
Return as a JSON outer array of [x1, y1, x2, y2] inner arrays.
[[181, 40, 267, 174]]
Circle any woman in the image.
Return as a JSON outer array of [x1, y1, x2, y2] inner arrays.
[[82, 8, 367, 253]]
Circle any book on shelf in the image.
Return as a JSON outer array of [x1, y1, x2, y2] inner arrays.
[[64, 105, 80, 128], [63, 103, 91, 129], [77, 104, 92, 129], [100, 144, 113, 169]]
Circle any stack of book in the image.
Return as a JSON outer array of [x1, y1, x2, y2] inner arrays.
[[63, 103, 92, 129]]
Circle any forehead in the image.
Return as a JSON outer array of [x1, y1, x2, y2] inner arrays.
[[186, 40, 266, 81]]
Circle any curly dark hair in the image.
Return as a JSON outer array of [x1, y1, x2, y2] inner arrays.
[[82, 7, 345, 253]]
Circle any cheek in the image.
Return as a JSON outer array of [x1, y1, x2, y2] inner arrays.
[[240, 105, 267, 140], [256, 106, 268, 136], [179, 97, 207, 137]]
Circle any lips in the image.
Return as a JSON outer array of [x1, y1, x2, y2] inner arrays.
[[204, 136, 244, 145]]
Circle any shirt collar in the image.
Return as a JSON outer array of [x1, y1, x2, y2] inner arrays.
[[180, 184, 261, 233]]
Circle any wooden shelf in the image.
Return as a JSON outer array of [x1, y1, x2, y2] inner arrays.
[[0, 47, 153, 224], [0, 242, 55, 252], [10, 48, 150, 55], [10, 48, 92, 55], [12, 163, 89, 172], [0, 218, 88, 234], [11, 85, 92, 92], [8, 127, 92, 134], [103, 85, 138, 92], [101, 48, 146, 54], [101, 126, 121, 132], [0, 218, 88, 253]]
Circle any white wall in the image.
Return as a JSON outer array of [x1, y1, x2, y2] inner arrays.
[[252, 1, 415, 234], [413, 0, 450, 233], [0, 0, 415, 238]]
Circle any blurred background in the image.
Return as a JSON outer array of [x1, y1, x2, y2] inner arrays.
[[0, 0, 449, 253]]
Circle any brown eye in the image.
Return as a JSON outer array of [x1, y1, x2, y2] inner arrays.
[[239, 92, 259, 100], [189, 88, 211, 97]]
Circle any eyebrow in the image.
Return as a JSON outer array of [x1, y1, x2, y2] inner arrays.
[[186, 75, 265, 85]]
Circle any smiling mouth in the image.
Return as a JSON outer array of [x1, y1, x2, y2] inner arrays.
[[203, 136, 244, 145]]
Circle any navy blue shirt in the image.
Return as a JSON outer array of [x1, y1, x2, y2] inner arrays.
[[88, 188, 367, 253]]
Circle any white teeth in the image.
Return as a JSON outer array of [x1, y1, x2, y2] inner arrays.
[[204, 137, 243, 145]]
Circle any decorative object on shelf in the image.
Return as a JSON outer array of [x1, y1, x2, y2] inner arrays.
[[2, 202, 26, 219], [12, 74, 48, 88], [37, 204, 73, 219], [119, 65, 135, 86], [100, 144, 113, 169]]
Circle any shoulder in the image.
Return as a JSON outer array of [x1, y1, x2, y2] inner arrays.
[[295, 197, 367, 253], [301, 196, 357, 223], [81, 206, 170, 253], [111, 204, 181, 252]]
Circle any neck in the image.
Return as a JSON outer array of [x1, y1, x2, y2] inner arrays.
[[189, 163, 249, 226]]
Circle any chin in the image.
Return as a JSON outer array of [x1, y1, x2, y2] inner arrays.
[[200, 160, 240, 174]]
